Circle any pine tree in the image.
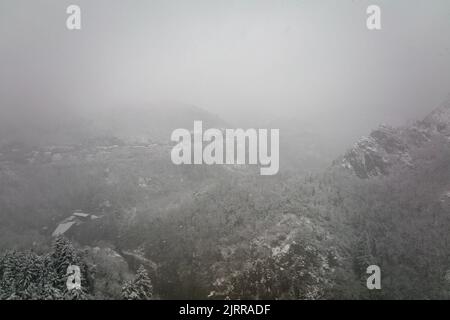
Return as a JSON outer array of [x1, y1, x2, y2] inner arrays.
[[39, 283, 63, 300], [0, 237, 91, 300], [121, 280, 136, 300], [2, 250, 19, 296], [121, 265, 153, 300], [63, 286, 89, 300], [51, 236, 83, 291], [355, 231, 374, 274], [51, 237, 80, 276]]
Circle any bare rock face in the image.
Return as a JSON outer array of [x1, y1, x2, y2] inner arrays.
[[338, 102, 450, 179], [421, 102, 450, 137], [340, 125, 409, 178]]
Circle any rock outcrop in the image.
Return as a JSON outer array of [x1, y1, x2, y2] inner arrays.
[[338, 102, 450, 178]]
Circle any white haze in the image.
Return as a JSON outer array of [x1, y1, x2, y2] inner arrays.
[[1, 0, 449, 143]]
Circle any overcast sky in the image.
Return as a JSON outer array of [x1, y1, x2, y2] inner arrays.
[[1, 0, 450, 132]]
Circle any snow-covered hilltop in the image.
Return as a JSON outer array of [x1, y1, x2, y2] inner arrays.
[[338, 102, 450, 178]]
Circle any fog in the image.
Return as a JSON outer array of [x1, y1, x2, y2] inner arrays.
[[2, 1, 450, 301], [1, 0, 450, 137]]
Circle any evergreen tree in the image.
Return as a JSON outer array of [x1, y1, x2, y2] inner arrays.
[[51, 236, 81, 278], [121, 265, 153, 300], [355, 231, 374, 273], [0, 237, 91, 300]]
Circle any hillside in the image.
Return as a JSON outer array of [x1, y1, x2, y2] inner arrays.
[[1, 101, 450, 299], [337, 102, 450, 179]]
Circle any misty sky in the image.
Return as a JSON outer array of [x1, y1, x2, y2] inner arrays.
[[1, 0, 450, 134]]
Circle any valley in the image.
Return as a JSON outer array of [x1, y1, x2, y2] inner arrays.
[[1, 102, 450, 299]]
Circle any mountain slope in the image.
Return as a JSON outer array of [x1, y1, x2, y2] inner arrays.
[[336, 102, 450, 178]]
